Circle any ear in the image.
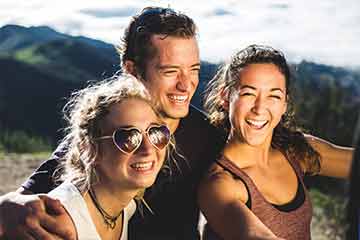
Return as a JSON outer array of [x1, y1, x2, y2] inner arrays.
[[220, 88, 230, 111], [123, 60, 137, 76], [282, 95, 288, 115], [283, 102, 288, 115], [92, 140, 102, 164]]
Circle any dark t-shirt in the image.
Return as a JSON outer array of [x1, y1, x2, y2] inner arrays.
[[22, 105, 225, 240]]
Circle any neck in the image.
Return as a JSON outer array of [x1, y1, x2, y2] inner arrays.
[[83, 183, 135, 238], [85, 183, 137, 216], [163, 118, 180, 134], [224, 132, 273, 167]]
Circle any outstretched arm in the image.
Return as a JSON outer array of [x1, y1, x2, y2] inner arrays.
[[305, 134, 354, 179], [198, 166, 284, 240]]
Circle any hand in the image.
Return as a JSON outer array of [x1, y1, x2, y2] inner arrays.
[[0, 192, 77, 240]]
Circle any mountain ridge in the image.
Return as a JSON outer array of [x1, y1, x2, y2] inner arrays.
[[0, 24, 359, 146]]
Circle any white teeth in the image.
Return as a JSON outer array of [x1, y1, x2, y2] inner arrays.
[[168, 95, 188, 102], [130, 162, 153, 171], [246, 119, 268, 127]]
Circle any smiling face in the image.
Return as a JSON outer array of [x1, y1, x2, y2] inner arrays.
[[96, 98, 167, 191], [227, 63, 287, 147], [142, 35, 200, 124]]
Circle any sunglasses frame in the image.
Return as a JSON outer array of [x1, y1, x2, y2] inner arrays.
[[96, 124, 170, 155]]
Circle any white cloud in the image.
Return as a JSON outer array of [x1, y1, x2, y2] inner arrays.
[[0, 0, 359, 67]]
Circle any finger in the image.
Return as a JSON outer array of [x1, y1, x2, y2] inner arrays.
[[38, 211, 77, 240], [25, 214, 57, 240], [52, 234, 69, 240], [22, 203, 58, 240], [23, 197, 76, 240], [25, 197, 46, 213], [22, 230, 37, 240], [28, 223, 57, 240], [38, 195, 65, 215]]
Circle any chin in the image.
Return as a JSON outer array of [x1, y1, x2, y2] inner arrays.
[[163, 103, 190, 118], [168, 109, 189, 119], [132, 176, 157, 189]]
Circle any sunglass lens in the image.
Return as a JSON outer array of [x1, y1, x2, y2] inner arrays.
[[114, 129, 142, 153], [148, 125, 171, 150]]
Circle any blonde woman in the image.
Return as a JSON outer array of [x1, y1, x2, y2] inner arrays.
[[48, 74, 172, 240]]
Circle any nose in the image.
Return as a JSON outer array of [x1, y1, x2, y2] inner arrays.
[[136, 134, 154, 155], [176, 71, 191, 92], [251, 95, 267, 114]]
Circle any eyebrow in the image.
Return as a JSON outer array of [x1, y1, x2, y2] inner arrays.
[[239, 85, 256, 90], [191, 63, 201, 68], [270, 88, 285, 94], [158, 63, 201, 70], [117, 122, 161, 129], [239, 85, 285, 94]]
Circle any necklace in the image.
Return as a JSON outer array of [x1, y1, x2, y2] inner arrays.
[[88, 187, 123, 229]]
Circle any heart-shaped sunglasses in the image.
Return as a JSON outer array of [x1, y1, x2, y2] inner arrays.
[[96, 124, 171, 154]]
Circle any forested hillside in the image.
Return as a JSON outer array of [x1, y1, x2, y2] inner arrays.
[[0, 24, 359, 147]]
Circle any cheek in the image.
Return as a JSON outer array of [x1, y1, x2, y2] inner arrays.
[[99, 143, 126, 166], [229, 99, 251, 120], [100, 141, 118, 156], [142, 74, 163, 94], [157, 150, 167, 166], [150, 80, 171, 97], [228, 107, 244, 131], [191, 74, 199, 87], [96, 153, 129, 181], [271, 104, 287, 122]]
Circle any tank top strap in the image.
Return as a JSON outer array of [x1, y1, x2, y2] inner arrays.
[[216, 155, 258, 209], [216, 155, 253, 183], [213, 154, 312, 240], [281, 150, 305, 180]]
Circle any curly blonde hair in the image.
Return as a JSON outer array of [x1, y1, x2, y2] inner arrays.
[[204, 45, 321, 174], [56, 74, 171, 193]]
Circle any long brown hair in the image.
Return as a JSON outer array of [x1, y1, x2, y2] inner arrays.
[[204, 44, 321, 174]]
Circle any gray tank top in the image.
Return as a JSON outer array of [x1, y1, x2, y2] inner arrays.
[[204, 155, 312, 240]]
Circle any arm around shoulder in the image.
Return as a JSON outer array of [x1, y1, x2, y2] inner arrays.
[[0, 191, 77, 240], [197, 166, 283, 240]]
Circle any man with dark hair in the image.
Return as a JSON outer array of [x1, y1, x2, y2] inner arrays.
[[0, 7, 225, 240], [119, 7, 197, 78], [0, 6, 353, 240]]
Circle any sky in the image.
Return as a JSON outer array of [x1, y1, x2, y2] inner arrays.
[[1, 0, 360, 68]]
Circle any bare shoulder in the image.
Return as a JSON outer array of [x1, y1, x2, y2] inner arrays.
[[198, 164, 281, 239], [198, 163, 248, 205]]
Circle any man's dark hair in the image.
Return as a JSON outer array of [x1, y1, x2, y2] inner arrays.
[[117, 7, 197, 77]]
